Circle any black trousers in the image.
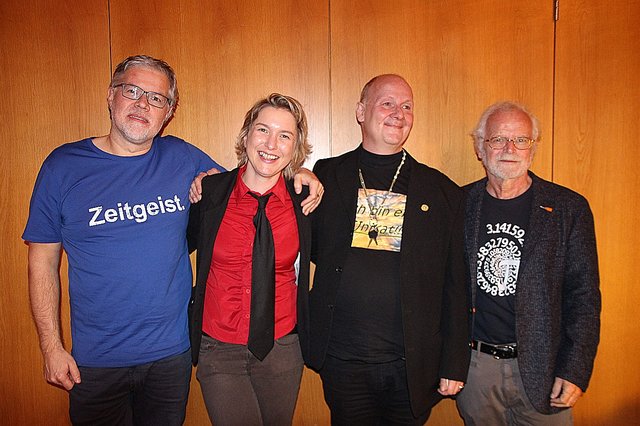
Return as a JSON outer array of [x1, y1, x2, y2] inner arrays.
[[69, 350, 191, 426], [320, 355, 430, 426]]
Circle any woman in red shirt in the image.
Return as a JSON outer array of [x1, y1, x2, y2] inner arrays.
[[187, 93, 312, 425]]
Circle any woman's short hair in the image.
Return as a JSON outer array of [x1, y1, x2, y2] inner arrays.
[[235, 93, 311, 179]]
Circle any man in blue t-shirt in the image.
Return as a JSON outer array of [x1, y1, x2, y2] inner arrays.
[[23, 55, 322, 425]]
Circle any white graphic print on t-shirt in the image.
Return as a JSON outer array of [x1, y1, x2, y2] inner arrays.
[[88, 195, 186, 227], [476, 222, 525, 297]]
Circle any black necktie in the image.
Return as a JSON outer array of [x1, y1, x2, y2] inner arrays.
[[247, 192, 275, 360]]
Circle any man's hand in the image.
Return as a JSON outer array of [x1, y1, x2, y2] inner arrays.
[[189, 167, 221, 203], [550, 377, 582, 408], [43, 345, 81, 390], [438, 378, 465, 396], [293, 167, 324, 215]]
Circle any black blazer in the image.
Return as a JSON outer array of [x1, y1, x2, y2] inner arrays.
[[186, 168, 311, 365], [464, 172, 601, 414], [307, 146, 470, 417]]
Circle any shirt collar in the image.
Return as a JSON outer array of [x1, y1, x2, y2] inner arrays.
[[232, 165, 290, 206]]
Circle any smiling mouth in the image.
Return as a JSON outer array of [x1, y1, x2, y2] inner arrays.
[[259, 151, 280, 161]]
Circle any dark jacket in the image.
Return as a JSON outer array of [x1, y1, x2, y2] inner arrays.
[[307, 147, 470, 418], [464, 172, 601, 414], [187, 168, 311, 365]]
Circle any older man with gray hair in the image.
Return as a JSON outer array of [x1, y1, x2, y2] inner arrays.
[[456, 101, 601, 425]]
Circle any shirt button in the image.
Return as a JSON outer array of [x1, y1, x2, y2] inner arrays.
[[245, 313, 250, 319], [245, 288, 250, 294]]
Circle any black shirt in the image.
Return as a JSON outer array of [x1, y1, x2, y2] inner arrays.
[[327, 146, 410, 362], [473, 187, 532, 344]]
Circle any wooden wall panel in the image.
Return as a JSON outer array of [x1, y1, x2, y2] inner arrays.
[[2, 1, 636, 424], [108, 1, 330, 424], [0, 1, 110, 424], [330, 0, 555, 187], [109, 0, 331, 172], [554, 1, 640, 424]]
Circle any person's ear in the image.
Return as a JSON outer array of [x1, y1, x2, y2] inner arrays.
[[356, 101, 366, 123]]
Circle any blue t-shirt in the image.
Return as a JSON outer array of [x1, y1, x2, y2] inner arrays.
[[23, 135, 223, 367]]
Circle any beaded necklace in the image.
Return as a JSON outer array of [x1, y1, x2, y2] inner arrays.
[[357, 149, 406, 246]]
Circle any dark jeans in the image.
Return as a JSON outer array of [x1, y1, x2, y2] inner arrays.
[[69, 350, 192, 426], [320, 355, 430, 426], [196, 333, 303, 426]]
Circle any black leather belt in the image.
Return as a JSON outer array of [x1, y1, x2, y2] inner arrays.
[[471, 340, 517, 359]]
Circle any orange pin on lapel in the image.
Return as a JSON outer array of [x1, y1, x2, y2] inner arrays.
[[540, 205, 553, 212]]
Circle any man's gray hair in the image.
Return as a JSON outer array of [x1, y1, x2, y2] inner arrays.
[[472, 101, 540, 152], [110, 55, 179, 108]]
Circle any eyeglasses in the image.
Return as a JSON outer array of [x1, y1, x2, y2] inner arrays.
[[484, 136, 535, 150], [115, 84, 171, 108]]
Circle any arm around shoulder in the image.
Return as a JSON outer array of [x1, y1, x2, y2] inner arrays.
[[293, 167, 324, 215]]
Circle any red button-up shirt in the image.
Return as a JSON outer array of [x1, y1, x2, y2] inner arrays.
[[202, 167, 299, 344]]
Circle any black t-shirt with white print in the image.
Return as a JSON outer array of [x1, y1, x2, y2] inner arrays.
[[473, 187, 532, 344]]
